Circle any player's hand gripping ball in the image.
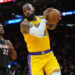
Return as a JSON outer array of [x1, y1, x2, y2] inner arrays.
[[43, 8, 61, 25]]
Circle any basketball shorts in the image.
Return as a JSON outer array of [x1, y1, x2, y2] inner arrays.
[[28, 50, 60, 75]]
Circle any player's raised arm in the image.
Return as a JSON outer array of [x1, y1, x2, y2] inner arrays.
[[6, 40, 17, 60], [43, 8, 61, 30]]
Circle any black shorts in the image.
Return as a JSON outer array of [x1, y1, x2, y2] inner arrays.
[[0, 68, 10, 75]]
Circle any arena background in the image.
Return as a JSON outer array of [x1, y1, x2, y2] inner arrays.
[[0, 0, 75, 75]]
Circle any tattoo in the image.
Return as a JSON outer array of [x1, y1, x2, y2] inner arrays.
[[25, 22, 32, 28], [21, 21, 32, 28], [49, 24, 55, 26], [20, 21, 33, 33]]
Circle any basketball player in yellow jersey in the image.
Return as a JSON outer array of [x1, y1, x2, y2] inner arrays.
[[20, 3, 61, 75]]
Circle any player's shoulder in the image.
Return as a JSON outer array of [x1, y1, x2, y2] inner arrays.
[[36, 15, 46, 19], [20, 20, 27, 27], [24, 18, 28, 22], [6, 40, 12, 44]]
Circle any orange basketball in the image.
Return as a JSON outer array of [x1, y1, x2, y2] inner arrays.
[[43, 8, 61, 24]]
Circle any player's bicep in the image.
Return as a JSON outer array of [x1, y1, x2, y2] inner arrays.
[[20, 21, 32, 33]]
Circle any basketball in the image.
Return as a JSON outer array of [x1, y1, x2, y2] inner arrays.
[[43, 8, 61, 24]]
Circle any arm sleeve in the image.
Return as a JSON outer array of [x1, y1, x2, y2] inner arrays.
[[29, 19, 46, 38]]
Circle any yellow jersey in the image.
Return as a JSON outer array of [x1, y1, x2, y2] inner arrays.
[[21, 16, 51, 52]]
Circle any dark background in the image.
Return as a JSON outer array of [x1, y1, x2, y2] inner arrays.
[[0, 0, 75, 75]]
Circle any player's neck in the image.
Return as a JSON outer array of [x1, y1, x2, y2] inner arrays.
[[32, 16, 37, 21]]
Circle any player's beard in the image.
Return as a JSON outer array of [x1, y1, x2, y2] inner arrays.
[[0, 32, 4, 36], [25, 12, 35, 21]]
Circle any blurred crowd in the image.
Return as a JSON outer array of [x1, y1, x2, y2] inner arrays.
[[50, 26, 75, 75]]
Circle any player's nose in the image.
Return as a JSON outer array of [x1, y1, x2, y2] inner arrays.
[[26, 10, 30, 13]]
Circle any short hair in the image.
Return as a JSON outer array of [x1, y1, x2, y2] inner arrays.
[[22, 3, 33, 9], [22, 3, 35, 13]]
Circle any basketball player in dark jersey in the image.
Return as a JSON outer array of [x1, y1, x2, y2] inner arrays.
[[0, 23, 17, 75]]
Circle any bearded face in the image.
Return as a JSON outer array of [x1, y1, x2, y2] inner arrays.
[[23, 4, 35, 21]]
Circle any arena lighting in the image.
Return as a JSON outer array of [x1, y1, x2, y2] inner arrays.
[[11, 13, 23, 18], [6, 10, 75, 24], [7, 18, 23, 24], [8, 62, 12, 68], [8, 62, 12, 65], [0, 0, 15, 3], [14, 62, 18, 65], [66, 24, 72, 27], [8, 65, 11, 68], [8, 62, 18, 68], [62, 11, 75, 16], [15, 15, 23, 18]]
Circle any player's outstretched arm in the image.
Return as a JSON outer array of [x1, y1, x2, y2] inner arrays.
[[6, 40, 17, 60]]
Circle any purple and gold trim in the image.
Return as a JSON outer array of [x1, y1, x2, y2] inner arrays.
[[27, 55, 32, 75], [29, 49, 52, 55]]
